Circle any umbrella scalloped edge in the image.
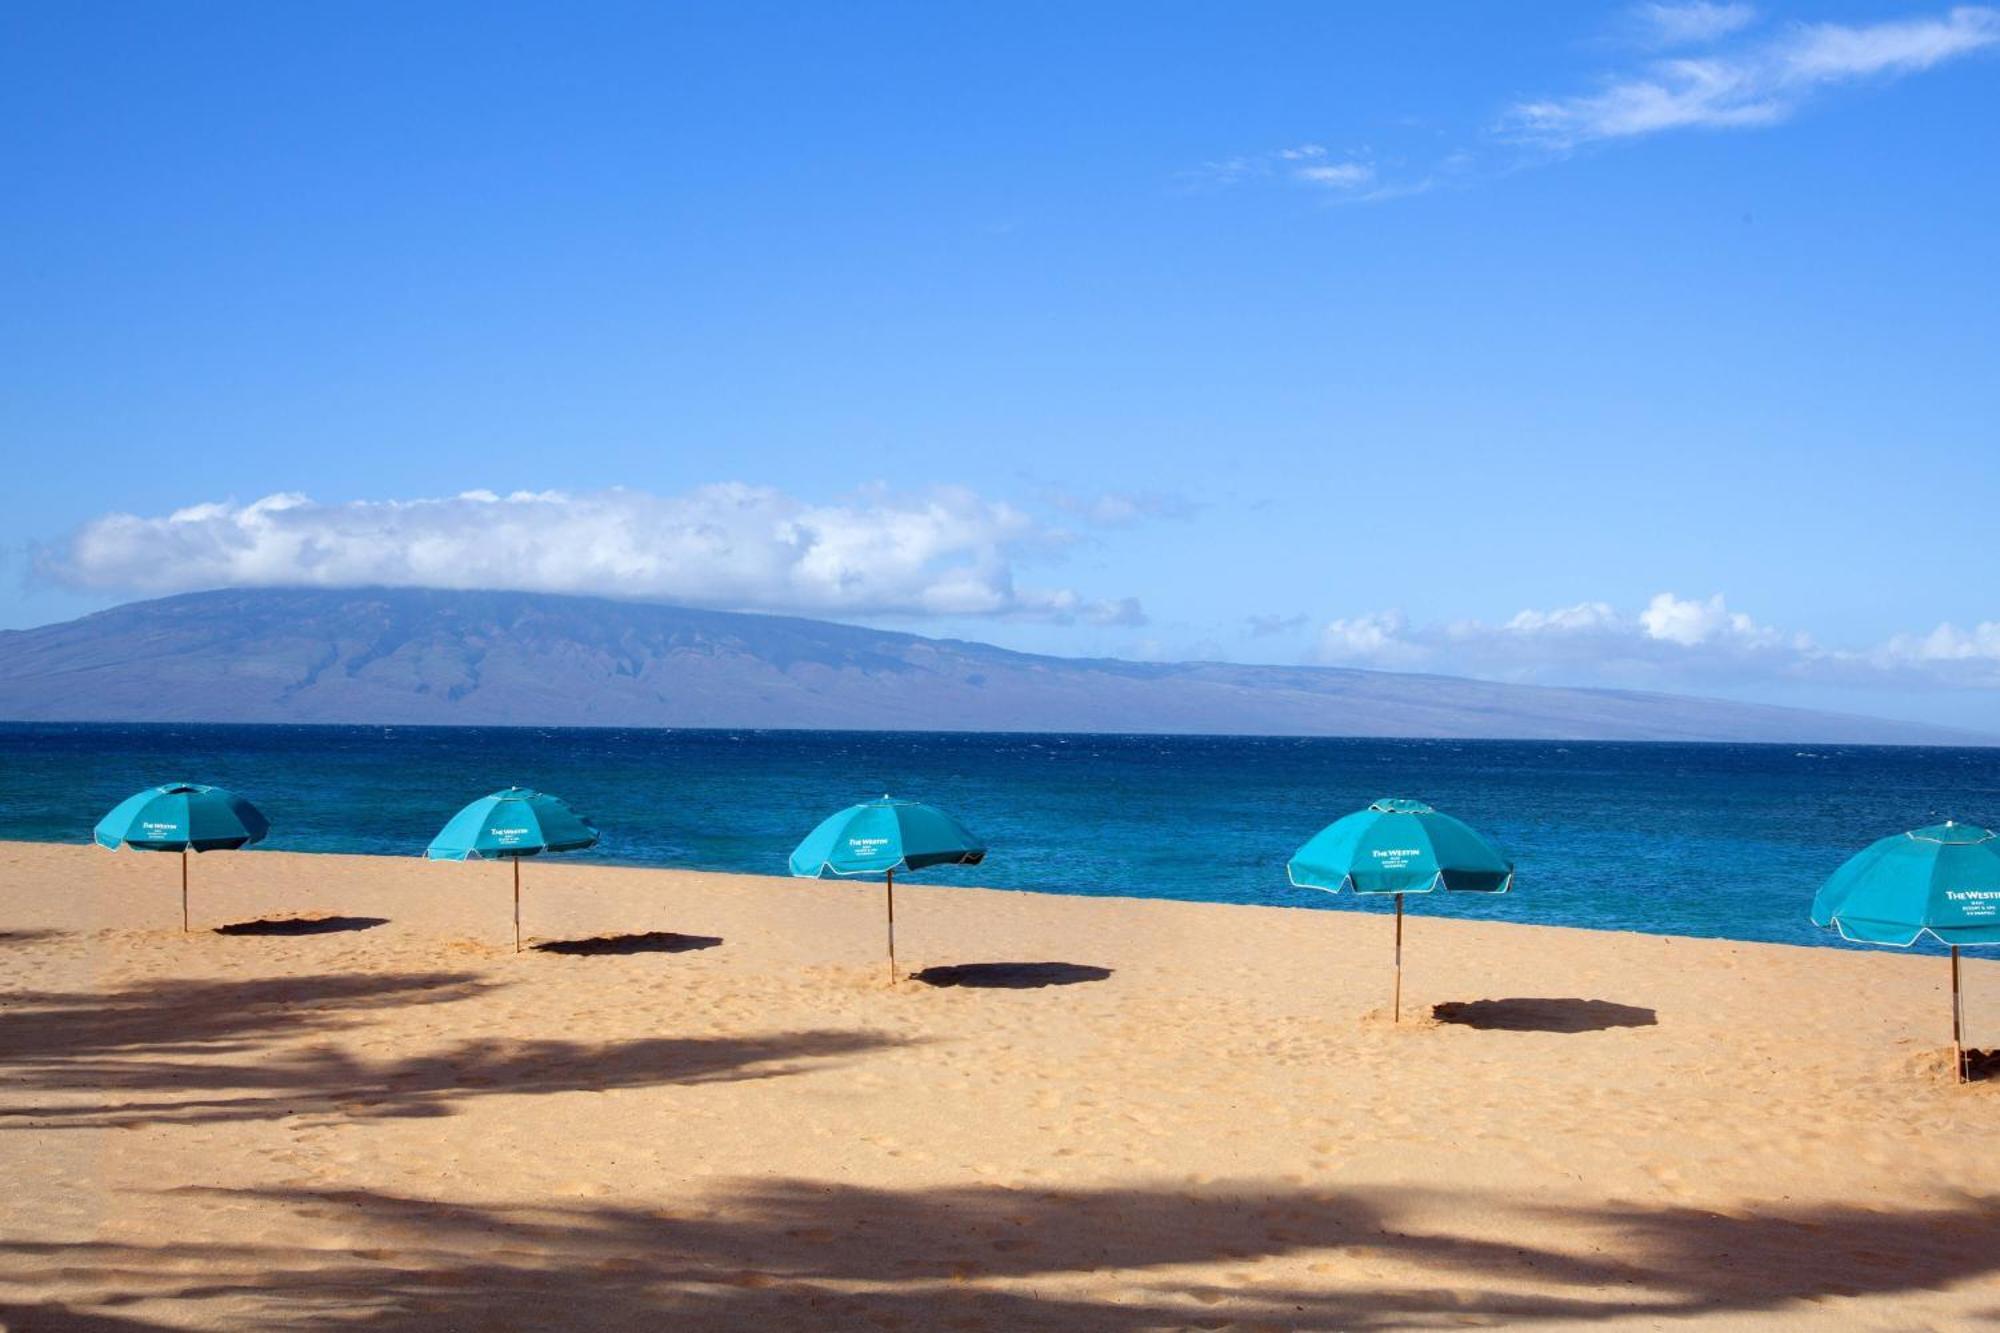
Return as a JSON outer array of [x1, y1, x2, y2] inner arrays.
[[1817, 913, 2000, 949], [1284, 866, 1515, 896]]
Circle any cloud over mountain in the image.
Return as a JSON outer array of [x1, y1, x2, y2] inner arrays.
[[42, 485, 1146, 626], [1312, 592, 2000, 691]]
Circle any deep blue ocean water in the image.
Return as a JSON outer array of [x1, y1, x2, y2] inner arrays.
[[4, 723, 1998, 951]]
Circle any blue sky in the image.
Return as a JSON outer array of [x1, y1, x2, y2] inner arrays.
[[3, 2, 1997, 726]]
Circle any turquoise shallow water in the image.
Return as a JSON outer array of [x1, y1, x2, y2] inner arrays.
[[4, 723, 1998, 951]]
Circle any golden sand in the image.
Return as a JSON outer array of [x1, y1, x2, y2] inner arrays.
[[2, 839, 1996, 1330]]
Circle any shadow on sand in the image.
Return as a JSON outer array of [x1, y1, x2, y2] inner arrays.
[[0, 968, 910, 1130], [1, 1029, 911, 1130], [533, 932, 723, 957], [1433, 997, 1658, 1034], [0, 1303, 174, 1331], [910, 962, 1113, 990], [4, 1179, 1999, 1329], [214, 916, 390, 937], [0, 971, 490, 1065]]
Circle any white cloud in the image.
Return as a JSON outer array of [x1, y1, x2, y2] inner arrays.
[[1503, 600, 1619, 634], [1509, 6, 2000, 147], [1871, 622, 2000, 683], [1636, 2, 1759, 48], [1308, 592, 2000, 692], [1317, 611, 1432, 668], [45, 485, 1147, 626], [1636, 591, 1780, 647]]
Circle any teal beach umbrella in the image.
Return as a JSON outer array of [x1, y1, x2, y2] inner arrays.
[[1812, 820, 2000, 1082], [93, 783, 269, 932], [1287, 798, 1514, 1022], [425, 788, 598, 952], [789, 797, 986, 983]]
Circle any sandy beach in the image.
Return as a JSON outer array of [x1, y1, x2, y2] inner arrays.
[[2, 838, 1996, 1330]]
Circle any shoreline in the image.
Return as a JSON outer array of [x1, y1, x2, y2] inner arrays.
[[0, 835, 1967, 959], [5, 839, 1994, 1030]]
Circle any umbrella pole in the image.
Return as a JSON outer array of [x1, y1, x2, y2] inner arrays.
[[1393, 892, 1404, 1024], [1952, 945, 1965, 1084], [181, 849, 189, 934], [885, 868, 897, 986], [513, 856, 522, 954]]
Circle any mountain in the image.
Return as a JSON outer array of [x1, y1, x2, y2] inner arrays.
[[0, 587, 1981, 744]]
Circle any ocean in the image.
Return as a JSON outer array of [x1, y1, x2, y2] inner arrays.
[[4, 723, 1997, 951]]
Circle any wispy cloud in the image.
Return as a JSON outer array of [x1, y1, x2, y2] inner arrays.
[[1310, 592, 2000, 690], [1508, 6, 2000, 147], [1293, 162, 1376, 190], [1198, 6, 1998, 203], [1634, 2, 1759, 48], [1188, 143, 1378, 195], [41, 485, 1147, 626]]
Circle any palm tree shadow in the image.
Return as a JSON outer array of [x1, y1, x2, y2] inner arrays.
[[1433, 998, 1657, 1033], [0, 964, 913, 1130], [0, 972, 490, 1064], [0, 1303, 180, 1331], [533, 932, 723, 957], [910, 962, 1113, 989], [7, 1181, 2000, 1329], [2, 1030, 915, 1129], [214, 916, 390, 936]]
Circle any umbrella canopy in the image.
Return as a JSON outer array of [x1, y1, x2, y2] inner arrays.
[[425, 788, 598, 952], [94, 783, 269, 853], [93, 783, 269, 932], [1811, 821, 2000, 947], [1287, 798, 1513, 896], [1287, 798, 1513, 1023], [1812, 820, 2000, 1083], [788, 797, 986, 878], [425, 787, 599, 862], [789, 797, 985, 984]]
